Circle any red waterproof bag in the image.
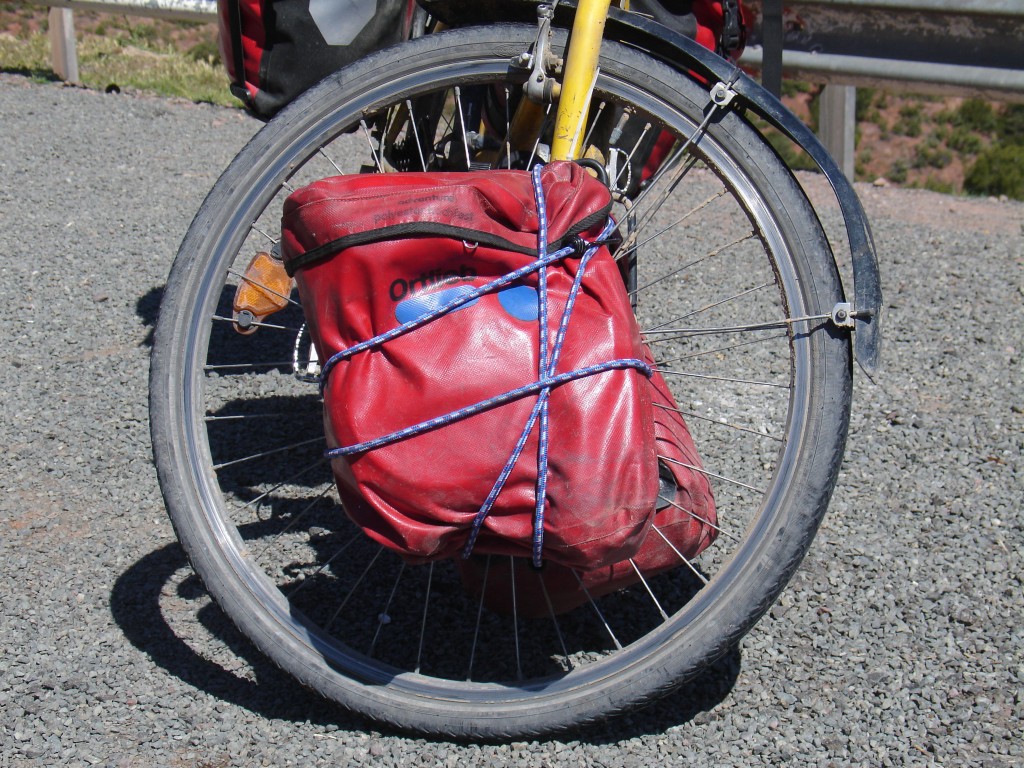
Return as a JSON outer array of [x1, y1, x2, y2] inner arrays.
[[281, 162, 716, 612]]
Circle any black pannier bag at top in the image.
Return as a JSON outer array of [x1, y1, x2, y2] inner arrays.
[[217, 0, 416, 118]]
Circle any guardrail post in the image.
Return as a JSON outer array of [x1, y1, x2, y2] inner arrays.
[[761, 0, 783, 98], [819, 84, 856, 182], [48, 7, 79, 82]]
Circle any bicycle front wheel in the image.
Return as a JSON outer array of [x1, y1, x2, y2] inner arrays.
[[150, 25, 852, 738]]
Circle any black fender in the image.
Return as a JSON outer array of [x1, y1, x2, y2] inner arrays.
[[606, 8, 882, 375], [419, 0, 882, 375]]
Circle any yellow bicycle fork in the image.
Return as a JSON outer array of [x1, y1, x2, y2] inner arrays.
[[550, 0, 613, 161]]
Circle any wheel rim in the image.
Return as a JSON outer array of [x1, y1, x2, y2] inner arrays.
[[164, 34, 829, 715]]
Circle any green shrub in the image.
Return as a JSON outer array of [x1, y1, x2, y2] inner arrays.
[[893, 114, 922, 137], [889, 159, 908, 184], [893, 104, 923, 137], [187, 38, 220, 65], [947, 127, 982, 154], [914, 142, 952, 169], [954, 98, 997, 133], [130, 23, 158, 44], [964, 144, 1024, 200], [997, 103, 1024, 144], [781, 79, 814, 97], [923, 177, 954, 195], [765, 132, 819, 173], [806, 88, 821, 133], [855, 88, 877, 122]]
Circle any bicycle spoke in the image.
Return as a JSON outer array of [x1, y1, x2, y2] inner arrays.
[[510, 557, 523, 681], [538, 573, 573, 670], [617, 154, 701, 252], [651, 525, 709, 586], [325, 546, 385, 632], [658, 455, 765, 495], [250, 223, 279, 245], [204, 361, 299, 373], [611, 120, 652, 190], [653, 368, 790, 390], [369, 561, 406, 655], [211, 315, 305, 333], [437, 98, 458, 150], [415, 561, 434, 674], [454, 87, 472, 170], [318, 147, 344, 175], [405, 99, 429, 172], [581, 100, 606, 156], [360, 119, 385, 173], [572, 571, 622, 651], [629, 559, 668, 621], [653, 402, 784, 442], [466, 555, 491, 681], [502, 87, 513, 170], [656, 495, 736, 542], [212, 436, 324, 471], [238, 459, 328, 511], [644, 282, 773, 333], [653, 332, 788, 365], [526, 103, 555, 168], [205, 410, 303, 421], [254, 484, 335, 562], [642, 314, 830, 339], [628, 232, 754, 298], [286, 529, 363, 597]]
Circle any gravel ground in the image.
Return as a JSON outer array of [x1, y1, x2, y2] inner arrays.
[[0, 74, 1021, 766]]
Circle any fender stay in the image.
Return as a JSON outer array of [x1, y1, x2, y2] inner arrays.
[[603, 7, 882, 376]]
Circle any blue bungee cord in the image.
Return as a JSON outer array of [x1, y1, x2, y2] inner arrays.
[[322, 165, 653, 567]]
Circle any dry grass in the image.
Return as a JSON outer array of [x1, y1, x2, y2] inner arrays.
[[0, 6, 236, 107]]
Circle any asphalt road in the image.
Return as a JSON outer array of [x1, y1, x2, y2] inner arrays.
[[0, 74, 1021, 766]]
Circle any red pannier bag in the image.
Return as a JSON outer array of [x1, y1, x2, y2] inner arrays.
[[281, 162, 716, 614]]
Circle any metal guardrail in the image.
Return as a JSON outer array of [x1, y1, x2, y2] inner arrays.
[[741, 0, 1024, 96], [41, 0, 215, 20], [27, 0, 1024, 178], [741, 0, 1023, 177]]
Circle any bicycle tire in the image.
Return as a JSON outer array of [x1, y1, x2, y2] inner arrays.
[[150, 24, 852, 738]]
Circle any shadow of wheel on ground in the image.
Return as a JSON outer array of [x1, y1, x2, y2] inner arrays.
[[110, 538, 741, 742]]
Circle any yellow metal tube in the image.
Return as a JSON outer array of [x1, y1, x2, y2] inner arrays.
[[551, 0, 613, 160]]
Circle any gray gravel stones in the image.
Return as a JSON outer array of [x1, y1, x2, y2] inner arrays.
[[1, 74, 1021, 766]]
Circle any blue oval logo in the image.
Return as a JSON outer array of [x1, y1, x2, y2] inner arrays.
[[497, 285, 539, 322], [395, 285, 479, 325]]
